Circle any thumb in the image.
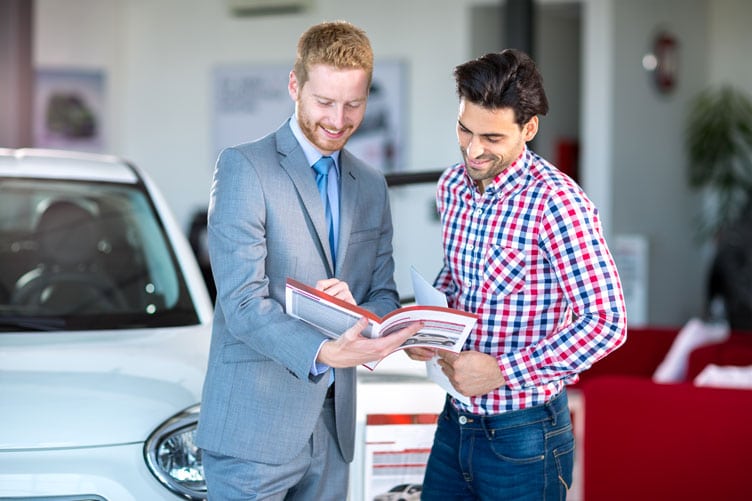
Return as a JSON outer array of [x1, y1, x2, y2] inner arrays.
[[343, 317, 369, 340]]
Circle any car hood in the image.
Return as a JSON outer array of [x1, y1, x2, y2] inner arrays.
[[0, 326, 210, 451]]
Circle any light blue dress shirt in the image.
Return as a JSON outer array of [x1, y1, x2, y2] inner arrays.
[[289, 116, 340, 379]]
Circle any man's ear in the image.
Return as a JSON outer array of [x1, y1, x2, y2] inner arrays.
[[523, 116, 539, 142], [288, 70, 299, 100]]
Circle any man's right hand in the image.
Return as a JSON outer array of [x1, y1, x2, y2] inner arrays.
[[317, 317, 424, 368]]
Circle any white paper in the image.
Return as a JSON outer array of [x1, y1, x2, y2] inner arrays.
[[411, 266, 447, 307], [426, 356, 471, 405], [410, 266, 471, 405]]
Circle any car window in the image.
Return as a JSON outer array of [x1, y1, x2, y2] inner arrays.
[[0, 177, 199, 330]]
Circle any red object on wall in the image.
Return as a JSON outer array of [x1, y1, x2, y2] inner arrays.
[[653, 31, 679, 94], [556, 138, 579, 182]]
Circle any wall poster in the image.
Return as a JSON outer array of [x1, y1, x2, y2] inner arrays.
[[34, 68, 106, 152]]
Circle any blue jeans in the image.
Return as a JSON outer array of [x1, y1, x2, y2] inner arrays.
[[421, 390, 574, 501]]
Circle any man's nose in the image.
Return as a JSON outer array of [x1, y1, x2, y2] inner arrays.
[[328, 105, 346, 129], [466, 136, 484, 158]]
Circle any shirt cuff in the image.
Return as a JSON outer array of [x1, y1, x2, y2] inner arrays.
[[311, 339, 331, 376]]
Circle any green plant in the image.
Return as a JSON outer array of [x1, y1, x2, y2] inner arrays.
[[686, 85, 752, 238]]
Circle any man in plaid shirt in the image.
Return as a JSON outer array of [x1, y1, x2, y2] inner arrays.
[[407, 49, 627, 500]]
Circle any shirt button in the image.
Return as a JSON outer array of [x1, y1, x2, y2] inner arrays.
[[458, 415, 468, 425], [475, 208, 482, 216], [467, 244, 474, 251], [465, 280, 472, 288]]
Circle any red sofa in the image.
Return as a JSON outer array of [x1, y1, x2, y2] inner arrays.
[[570, 326, 752, 501]]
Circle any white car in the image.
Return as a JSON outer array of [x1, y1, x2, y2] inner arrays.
[[373, 483, 423, 501], [0, 148, 213, 500]]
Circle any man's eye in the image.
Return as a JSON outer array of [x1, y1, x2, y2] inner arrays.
[[318, 100, 333, 106], [346, 102, 363, 109]]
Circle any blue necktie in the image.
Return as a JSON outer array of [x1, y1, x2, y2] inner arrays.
[[312, 156, 336, 266]]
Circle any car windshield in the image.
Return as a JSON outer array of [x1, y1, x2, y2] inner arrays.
[[0, 177, 199, 331]]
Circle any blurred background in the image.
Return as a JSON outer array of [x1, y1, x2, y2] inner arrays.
[[2, 0, 751, 328]]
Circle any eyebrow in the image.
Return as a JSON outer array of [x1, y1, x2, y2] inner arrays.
[[314, 94, 367, 104], [457, 119, 504, 140]]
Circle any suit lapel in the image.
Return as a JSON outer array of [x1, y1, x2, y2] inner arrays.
[[276, 124, 335, 275]]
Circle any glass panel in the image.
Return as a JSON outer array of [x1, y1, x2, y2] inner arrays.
[[0, 177, 198, 330]]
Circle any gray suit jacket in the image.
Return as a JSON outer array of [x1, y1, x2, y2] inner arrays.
[[196, 120, 400, 465]]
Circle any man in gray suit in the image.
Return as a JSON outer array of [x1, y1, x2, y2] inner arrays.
[[196, 21, 421, 500]]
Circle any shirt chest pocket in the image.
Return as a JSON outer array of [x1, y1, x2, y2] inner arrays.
[[482, 246, 527, 296]]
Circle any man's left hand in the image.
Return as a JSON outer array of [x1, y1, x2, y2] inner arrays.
[[316, 278, 356, 305], [437, 350, 505, 396]]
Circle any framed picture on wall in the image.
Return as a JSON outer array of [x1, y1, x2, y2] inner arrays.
[[212, 60, 407, 172], [33, 68, 106, 152]]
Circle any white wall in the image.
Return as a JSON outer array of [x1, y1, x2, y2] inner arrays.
[[32, 0, 752, 325]]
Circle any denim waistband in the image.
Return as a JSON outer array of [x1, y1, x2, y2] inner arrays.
[[445, 389, 569, 430]]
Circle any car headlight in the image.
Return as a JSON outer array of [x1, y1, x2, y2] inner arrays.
[[144, 404, 206, 500]]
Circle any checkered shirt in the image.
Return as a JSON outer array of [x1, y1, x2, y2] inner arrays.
[[435, 147, 627, 414]]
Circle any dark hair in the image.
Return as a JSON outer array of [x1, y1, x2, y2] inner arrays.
[[454, 49, 549, 126]]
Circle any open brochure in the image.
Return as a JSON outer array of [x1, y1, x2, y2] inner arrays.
[[285, 276, 476, 371]]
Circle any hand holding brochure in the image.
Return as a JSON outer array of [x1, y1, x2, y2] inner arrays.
[[284, 277, 477, 370]]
